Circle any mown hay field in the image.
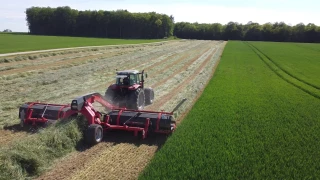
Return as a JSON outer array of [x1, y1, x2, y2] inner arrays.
[[0, 39, 226, 180]]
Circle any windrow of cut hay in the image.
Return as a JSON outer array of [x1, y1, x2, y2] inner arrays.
[[139, 41, 320, 179], [0, 118, 85, 180]]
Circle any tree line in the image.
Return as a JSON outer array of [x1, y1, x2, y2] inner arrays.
[[174, 21, 320, 43], [25, 6, 320, 43], [26, 6, 174, 39]]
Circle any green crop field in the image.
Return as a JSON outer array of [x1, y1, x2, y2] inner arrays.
[[0, 33, 170, 54], [249, 41, 320, 90], [139, 41, 320, 179]]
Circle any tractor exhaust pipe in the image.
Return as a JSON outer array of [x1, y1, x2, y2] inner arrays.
[[171, 98, 187, 113]]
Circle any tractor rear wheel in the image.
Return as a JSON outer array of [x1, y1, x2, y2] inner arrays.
[[144, 87, 154, 105], [85, 124, 103, 145], [104, 87, 115, 104], [127, 88, 145, 110]]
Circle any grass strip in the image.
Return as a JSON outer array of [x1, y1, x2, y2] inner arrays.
[[0, 33, 172, 54]]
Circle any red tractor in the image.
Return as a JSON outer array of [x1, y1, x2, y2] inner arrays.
[[104, 70, 154, 110]]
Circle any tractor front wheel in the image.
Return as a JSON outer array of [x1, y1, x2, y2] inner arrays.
[[85, 124, 103, 145], [128, 88, 145, 110]]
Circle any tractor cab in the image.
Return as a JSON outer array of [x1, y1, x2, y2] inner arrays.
[[115, 70, 146, 87]]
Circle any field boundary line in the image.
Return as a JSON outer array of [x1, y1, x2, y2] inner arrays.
[[245, 41, 320, 100], [295, 44, 320, 53], [0, 40, 181, 57], [176, 41, 227, 123], [247, 42, 320, 90]]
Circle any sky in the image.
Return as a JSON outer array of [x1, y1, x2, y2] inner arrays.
[[0, 0, 319, 32]]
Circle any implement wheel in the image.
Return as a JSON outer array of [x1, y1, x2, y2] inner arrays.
[[85, 124, 103, 145]]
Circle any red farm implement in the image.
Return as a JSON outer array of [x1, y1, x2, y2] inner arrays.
[[19, 92, 186, 145]]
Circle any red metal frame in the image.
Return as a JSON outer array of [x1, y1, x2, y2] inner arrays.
[[79, 94, 175, 139], [22, 102, 76, 125], [21, 93, 176, 139]]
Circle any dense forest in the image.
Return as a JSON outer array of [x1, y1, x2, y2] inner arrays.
[[26, 6, 174, 39], [174, 21, 320, 43], [26, 6, 320, 43]]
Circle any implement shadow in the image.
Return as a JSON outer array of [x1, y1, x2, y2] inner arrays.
[[76, 130, 171, 153], [107, 130, 169, 151], [3, 123, 47, 134]]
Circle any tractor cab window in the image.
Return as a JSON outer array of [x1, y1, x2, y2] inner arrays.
[[116, 75, 129, 85], [129, 74, 139, 85], [116, 73, 140, 86]]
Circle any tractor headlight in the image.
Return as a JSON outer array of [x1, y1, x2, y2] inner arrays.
[[71, 100, 78, 110]]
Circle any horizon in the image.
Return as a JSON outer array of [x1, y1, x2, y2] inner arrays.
[[1, 0, 319, 32]]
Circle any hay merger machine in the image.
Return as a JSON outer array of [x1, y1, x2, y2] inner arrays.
[[18, 70, 186, 145]]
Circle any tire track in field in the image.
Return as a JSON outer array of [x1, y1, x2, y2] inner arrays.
[[34, 41, 221, 180], [245, 42, 320, 100], [247, 42, 320, 90]]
